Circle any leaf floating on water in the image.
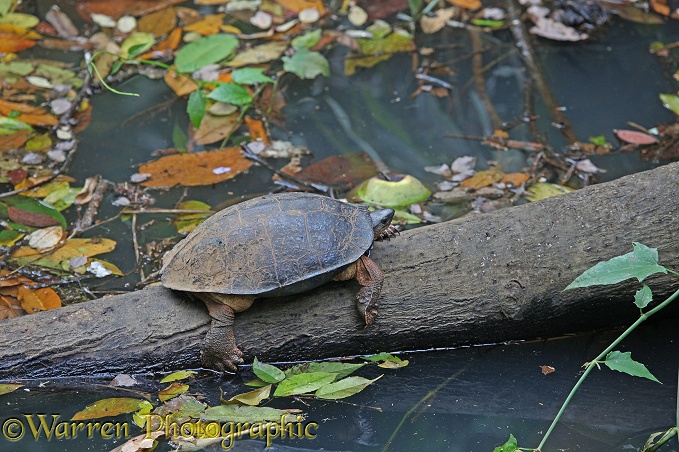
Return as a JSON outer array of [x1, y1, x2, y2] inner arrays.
[[0, 384, 23, 396], [0, 24, 41, 52], [224, 385, 271, 406], [159, 382, 189, 402], [226, 41, 288, 67], [315, 375, 382, 400], [282, 48, 329, 79], [173, 200, 211, 233], [615, 129, 658, 145], [540, 365, 556, 375], [273, 372, 337, 397], [72, 397, 146, 420], [252, 357, 286, 384], [139, 148, 251, 187], [174, 33, 239, 73], [203, 404, 299, 423]]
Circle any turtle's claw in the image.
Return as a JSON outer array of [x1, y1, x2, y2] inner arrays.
[[201, 341, 243, 373]]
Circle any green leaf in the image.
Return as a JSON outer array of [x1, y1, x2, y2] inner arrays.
[[231, 67, 274, 85], [160, 370, 198, 383], [588, 135, 608, 146], [0, 116, 32, 135], [207, 82, 253, 105], [282, 48, 330, 79], [72, 398, 146, 420], [291, 29, 322, 49], [604, 351, 661, 384], [634, 285, 653, 309], [564, 243, 667, 290], [273, 372, 336, 397], [660, 93, 679, 116], [203, 404, 293, 423], [224, 385, 271, 406], [315, 375, 382, 400], [470, 19, 504, 28], [252, 357, 285, 384], [120, 32, 155, 59], [187, 90, 206, 129], [362, 352, 402, 363], [493, 434, 519, 452], [175, 34, 239, 73], [285, 362, 366, 380]]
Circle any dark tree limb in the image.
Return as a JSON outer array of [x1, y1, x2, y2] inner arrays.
[[1, 163, 678, 379]]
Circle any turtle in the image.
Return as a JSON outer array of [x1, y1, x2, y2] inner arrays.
[[161, 192, 396, 372]]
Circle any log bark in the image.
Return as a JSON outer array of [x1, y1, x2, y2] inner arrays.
[[1, 163, 678, 379]]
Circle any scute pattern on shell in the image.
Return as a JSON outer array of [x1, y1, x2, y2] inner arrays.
[[161, 192, 375, 296]]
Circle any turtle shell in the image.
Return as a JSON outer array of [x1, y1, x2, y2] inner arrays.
[[161, 192, 375, 297]]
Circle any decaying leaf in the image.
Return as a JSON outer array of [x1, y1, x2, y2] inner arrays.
[[226, 41, 288, 67], [139, 147, 252, 187], [460, 167, 505, 189], [17, 285, 62, 314], [193, 113, 242, 145]]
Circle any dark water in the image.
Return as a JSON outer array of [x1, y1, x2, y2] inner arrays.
[[4, 2, 679, 451]]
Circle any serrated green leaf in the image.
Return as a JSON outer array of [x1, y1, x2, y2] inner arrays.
[[315, 375, 382, 400], [160, 370, 198, 383], [175, 34, 239, 73], [273, 372, 336, 397], [252, 357, 285, 384], [604, 351, 661, 383], [634, 285, 653, 309], [231, 67, 274, 85], [224, 385, 271, 406], [282, 48, 329, 79], [493, 434, 519, 452], [285, 362, 365, 380], [564, 243, 667, 290], [207, 82, 252, 105], [187, 90, 206, 129]]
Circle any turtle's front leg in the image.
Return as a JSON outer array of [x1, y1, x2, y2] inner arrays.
[[200, 298, 243, 372], [354, 255, 384, 325]]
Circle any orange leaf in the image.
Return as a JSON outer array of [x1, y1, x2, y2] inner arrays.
[[460, 167, 505, 189], [245, 117, 269, 143], [139, 147, 252, 187], [183, 14, 225, 35], [500, 173, 530, 186], [446, 0, 482, 9], [154, 26, 182, 51], [273, 0, 325, 14], [17, 285, 62, 314], [0, 129, 30, 151], [0, 269, 33, 288], [0, 24, 41, 52], [0, 295, 25, 319], [164, 71, 198, 96], [0, 99, 57, 127]]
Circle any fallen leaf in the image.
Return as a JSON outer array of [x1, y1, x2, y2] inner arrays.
[[420, 8, 456, 34], [45, 6, 80, 38], [244, 117, 269, 143], [77, 0, 184, 21], [72, 398, 145, 420], [0, 24, 41, 52], [446, 0, 482, 9], [164, 71, 198, 96], [137, 6, 176, 37], [615, 129, 658, 145], [500, 173, 530, 186], [193, 113, 242, 145], [183, 13, 225, 35], [12, 238, 117, 271], [529, 16, 588, 41], [296, 153, 378, 190], [159, 382, 189, 402], [524, 182, 574, 201], [0, 129, 30, 151], [0, 99, 57, 127], [26, 226, 65, 252], [460, 167, 505, 189], [541, 365, 556, 375], [225, 41, 288, 67], [139, 147, 252, 187], [274, 0, 325, 14], [17, 285, 62, 313], [0, 295, 24, 319]]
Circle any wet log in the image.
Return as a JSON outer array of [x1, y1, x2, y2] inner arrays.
[[1, 163, 678, 379]]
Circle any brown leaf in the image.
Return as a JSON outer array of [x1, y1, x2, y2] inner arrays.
[[183, 13, 225, 35], [45, 6, 80, 38], [139, 147, 252, 187], [76, 0, 184, 21], [540, 365, 556, 375], [0, 269, 33, 288], [193, 113, 242, 145], [7, 206, 60, 228], [500, 173, 530, 186], [274, 0, 325, 14], [296, 153, 378, 190], [7, 169, 28, 186], [17, 285, 62, 314], [137, 7, 177, 37], [0, 129, 30, 152]]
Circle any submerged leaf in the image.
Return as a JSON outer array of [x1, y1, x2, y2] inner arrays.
[[315, 375, 382, 399], [72, 398, 146, 420], [203, 404, 296, 423], [224, 385, 271, 406], [283, 48, 329, 79]]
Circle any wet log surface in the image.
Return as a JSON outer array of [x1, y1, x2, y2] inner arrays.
[[1, 163, 678, 379]]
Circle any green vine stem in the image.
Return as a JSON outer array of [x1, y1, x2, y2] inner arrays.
[[537, 285, 679, 451]]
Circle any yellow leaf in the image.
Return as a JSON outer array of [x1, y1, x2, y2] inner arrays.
[[71, 398, 145, 421], [158, 382, 189, 402], [460, 167, 505, 189], [183, 13, 225, 35], [164, 70, 198, 96]]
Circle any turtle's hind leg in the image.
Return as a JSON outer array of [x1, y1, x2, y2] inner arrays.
[[354, 255, 384, 325]]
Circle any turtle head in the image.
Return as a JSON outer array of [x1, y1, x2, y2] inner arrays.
[[369, 208, 396, 240]]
